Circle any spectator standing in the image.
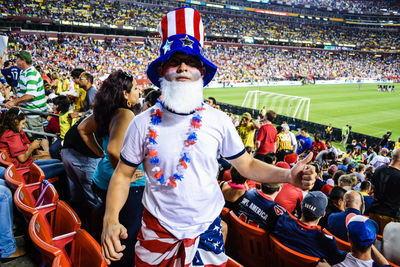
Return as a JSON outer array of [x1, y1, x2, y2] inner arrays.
[[380, 131, 391, 149], [369, 149, 400, 234], [101, 7, 316, 266], [78, 72, 97, 112], [311, 133, 326, 160], [237, 112, 260, 151], [5, 50, 47, 139], [341, 125, 350, 148], [275, 123, 293, 162], [0, 52, 20, 95], [296, 128, 312, 158], [255, 110, 277, 160], [70, 68, 86, 111], [325, 123, 333, 141]]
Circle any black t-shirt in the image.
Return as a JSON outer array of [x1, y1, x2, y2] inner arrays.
[[370, 165, 400, 218], [62, 115, 101, 158]]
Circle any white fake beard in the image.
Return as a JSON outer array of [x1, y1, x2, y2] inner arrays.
[[159, 77, 204, 114]]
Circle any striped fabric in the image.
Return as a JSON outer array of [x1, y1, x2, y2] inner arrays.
[[135, 209, 227, 267], [17, 66, 47, 113], [158, 7, 204, 47]]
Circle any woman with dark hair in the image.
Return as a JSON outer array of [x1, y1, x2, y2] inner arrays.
[[141, 89, 161, 112], [78, 70, 141, 266], [0, 107, 65, 179]]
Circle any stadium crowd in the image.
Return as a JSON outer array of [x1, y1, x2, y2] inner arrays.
[[270, 0, 400, 15], [2, 0, 400, 50], [2, 32, 399, 87]]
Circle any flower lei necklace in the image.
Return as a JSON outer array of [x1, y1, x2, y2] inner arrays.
[[147, 99, 205, 187]]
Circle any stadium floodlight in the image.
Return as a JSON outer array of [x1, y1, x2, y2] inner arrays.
[[241, 90, 310, 121]]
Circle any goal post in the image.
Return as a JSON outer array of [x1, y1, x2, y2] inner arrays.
[[241, 90, 311, 121]]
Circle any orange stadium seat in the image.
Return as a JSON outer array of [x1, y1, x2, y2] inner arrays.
[[22, 162, 46, 184], [69, 229, 107, 267], [0, 150, 12, 167], [14, 180, 59, 222], [4, 164, 25, 190], [322, 228, 351, 252], [269, 235, 320, 267], [51, 254, 70, 267], [29, 200, 82, 266], [225, 211, 271, 267], [226, 256, 244, 267]]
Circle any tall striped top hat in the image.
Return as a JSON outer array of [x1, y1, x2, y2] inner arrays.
[[147, 7, 217, 88]]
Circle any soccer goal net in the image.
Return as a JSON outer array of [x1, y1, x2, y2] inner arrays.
[[241, 90, 310, 121]]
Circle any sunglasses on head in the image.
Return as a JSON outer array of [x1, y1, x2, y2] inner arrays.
[[121, 70, 133, 79]]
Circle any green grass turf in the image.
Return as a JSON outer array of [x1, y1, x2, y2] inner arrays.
[[204, 83, 400, 138]]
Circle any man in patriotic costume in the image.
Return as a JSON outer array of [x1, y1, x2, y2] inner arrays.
[[102, 7, 316, 266]]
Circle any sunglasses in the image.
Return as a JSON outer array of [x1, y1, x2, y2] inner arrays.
[[121, 70, 133, 79], [165, 57, 203, 68]]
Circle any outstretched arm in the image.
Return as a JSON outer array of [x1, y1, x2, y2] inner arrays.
[[102, 160, 138, 265], [229, 152, 315, 190]]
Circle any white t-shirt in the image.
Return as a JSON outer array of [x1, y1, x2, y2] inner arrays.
[[370, 155, 390, 170], [120, 105, 245, 239], [333, 253, 375, 267]]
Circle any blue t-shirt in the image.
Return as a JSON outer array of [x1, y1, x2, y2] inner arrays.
[[1, 66, 21, 87], [236, 189, 286, 231], [92, 136, 145, 191], [296, 135, 312, 154], [327, 208, 362, 241], [273, 214, 346, 265]]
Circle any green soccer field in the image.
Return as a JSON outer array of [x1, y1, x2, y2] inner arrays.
[[204, 83, 400, 139]]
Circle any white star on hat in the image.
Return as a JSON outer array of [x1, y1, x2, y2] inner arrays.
[[180, 35, 194, 48], [162, 40, 173, 54]]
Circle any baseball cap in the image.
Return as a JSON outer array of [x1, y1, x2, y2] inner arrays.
[[301, 191, 328, 217], [276, 161, 290, 169], [242, 112, 252, 119], [328, 164, 338, 174], [347, 162, 356, 171], [15, 50, 32, 64], [346, 214, 378, 246], [284, 153, 298, 165], [342, 157, 351, 165]]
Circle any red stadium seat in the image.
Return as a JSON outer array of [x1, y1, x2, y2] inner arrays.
[[322, 228, 351, 252], [225, 211, 271, 267], [14, 180, 59, 222], [269, 235, 320, 267]]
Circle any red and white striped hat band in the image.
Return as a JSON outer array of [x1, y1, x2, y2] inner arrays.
[[158, 7, 205, 47]]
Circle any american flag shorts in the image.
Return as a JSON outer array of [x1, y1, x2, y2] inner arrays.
[[135, 209, 227, 266]]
